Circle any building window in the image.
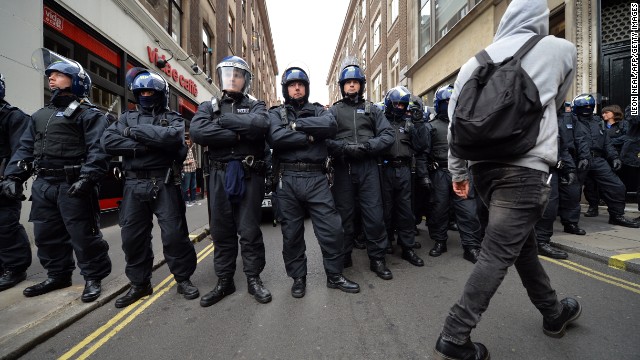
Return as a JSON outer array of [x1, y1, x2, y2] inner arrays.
[[389, 50, 399, 87], [360, 43, 367, 71], [241, 0, 246, 25], [419, 0, 432, 57], [228, 10, 235, 48], [435, 0, 467, 41], [372, 14, 381, 53], [372, 72, 382, 102], [361, 0, 366, 22], [242, 41, 247, 59], [202, 26, 213, 77], [389, 0, 399, 27], [352, 24, 357, 44], [169, 0, 182, 43]]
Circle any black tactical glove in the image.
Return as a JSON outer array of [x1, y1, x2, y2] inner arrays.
[[67, 176, 94, 198], [577, 159, 589, 171], [559, 171, 577, 186], [612, 159, 622, 171], [343, 143, 369, 160], [0, 177, 26, 201], [122, 127, 134, 138], [404, 120, 414, 133], [419, 176, 433, 192]]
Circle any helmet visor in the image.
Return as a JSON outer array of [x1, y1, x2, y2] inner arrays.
[[32, 48, 81, 77], [218, 67, 247, 93]]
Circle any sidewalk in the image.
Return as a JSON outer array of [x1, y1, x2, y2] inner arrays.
[[0, 204, 211, 360], [0, 204, 638, 359]]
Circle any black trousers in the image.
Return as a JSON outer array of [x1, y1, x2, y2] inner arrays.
[[332, 158, 388, 260], [381, 165, 416, 249], [427, 169, 482, 248], [535, 167, 559, 244], [274, 170, 343, 277], [29, 177, 111, 280], [119, 179, 197, 285], [581, 157, 626, 216], [209, 168, 266, 278], [0, 198, 32, 272]]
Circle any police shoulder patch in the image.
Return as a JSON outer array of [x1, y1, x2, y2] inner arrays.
[[236, 108, 250, 114]]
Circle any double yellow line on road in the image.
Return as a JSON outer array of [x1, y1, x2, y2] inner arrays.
[[541, 257, 640, 295], [58, 243, 215, 360]]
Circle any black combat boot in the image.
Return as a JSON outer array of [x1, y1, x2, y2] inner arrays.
[[563, 223, 586, 235], [247, 276, 272, 303], [369, 259, 393, 280], [327, 273, 360, 293], [200, 277, 235, 307], [584, 206, 598, 217], [608, 215, 640, 228], [401, 248, 425, 267], [115, 283, 153, 308], [0, 270, 27, 291], [462, 247, 481, 264], [81, 280, 102, 303], [176, 279, 200, 300], [537, 243, 568, 259], [433, 335, 490, 360], [543, 297, 582, 338], [291, 276, 306, 298], [23, 277, 72, 297], [429, 242, 448, 257]]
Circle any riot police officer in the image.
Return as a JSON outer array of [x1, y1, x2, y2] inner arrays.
[[621, 105, 640, 220], [190, 56, 272, 306], [1, 50, 111, 302], [572, 94, 638, 228], [101, 68, 199, 308], [426, 85, 482, 263], [379, 87, 427, 267], [410, 97, 432, 245], [0, 73, 32, 291], [267, 64, 359, 298], [326, 61, 395, 280], [556, 103, 589, 238]]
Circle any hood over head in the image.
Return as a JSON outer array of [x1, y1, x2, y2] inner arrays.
[[494, 0, 549, 42]]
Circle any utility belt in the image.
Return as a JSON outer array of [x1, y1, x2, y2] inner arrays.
[[36, 165, 82, 183], [590, 149, 604, 158], [381, 158, 411, 168], [210, 155, 266, 175], [427, 160, 448, 171], [280, 162, 324, 172]]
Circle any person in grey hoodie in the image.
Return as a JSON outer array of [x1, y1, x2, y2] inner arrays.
[[433, 1, 581, 359]]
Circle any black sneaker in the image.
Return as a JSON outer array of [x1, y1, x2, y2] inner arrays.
[[543, 297, 582, 338]]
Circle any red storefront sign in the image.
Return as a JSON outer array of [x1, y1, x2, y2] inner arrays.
[[43, 6, 120, 68], [147, 46, 198, 97]]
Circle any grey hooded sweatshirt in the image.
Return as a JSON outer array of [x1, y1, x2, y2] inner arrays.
[[447, 0, 577, 182]]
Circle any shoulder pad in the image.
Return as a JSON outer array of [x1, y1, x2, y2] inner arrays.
[[312, 102, 325, 108], [269, 105, 283, 111], [332, 99, 344, 106]]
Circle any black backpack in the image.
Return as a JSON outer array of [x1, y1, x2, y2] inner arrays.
[[450, 35, 546, 161]]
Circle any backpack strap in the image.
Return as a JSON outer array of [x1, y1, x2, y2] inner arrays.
[[512, 35, 546, 60], [475, 35, 546, 64]]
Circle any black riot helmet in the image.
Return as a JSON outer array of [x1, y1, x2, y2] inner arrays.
[[126, 67, 170, 111], [32, 48, 92, 98], [338, 56, 366, 98], [281, 63, 310, 104]]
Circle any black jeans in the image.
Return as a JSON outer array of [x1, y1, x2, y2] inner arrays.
[[441, 163, 562, 344]]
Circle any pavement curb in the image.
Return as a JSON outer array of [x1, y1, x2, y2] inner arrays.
[[0, 226, 210, 360]]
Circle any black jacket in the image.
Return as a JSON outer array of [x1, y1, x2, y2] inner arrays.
[[267, 101, 336, 164], [190, 93, 269, 161]]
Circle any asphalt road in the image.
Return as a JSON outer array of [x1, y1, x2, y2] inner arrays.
[[20, 219, 640, 360]]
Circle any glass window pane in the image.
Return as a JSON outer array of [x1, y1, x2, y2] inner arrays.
[[171, 3, 181, 43], [435, 0, 467, 41], [419, 0, 432, 57]]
